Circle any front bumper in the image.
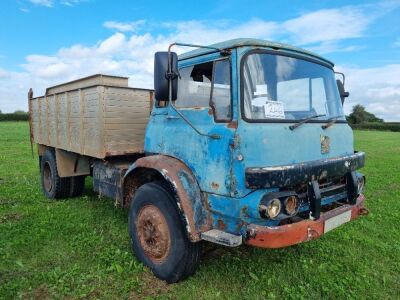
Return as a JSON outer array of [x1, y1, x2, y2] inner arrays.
[[245, 194, 368, 249]]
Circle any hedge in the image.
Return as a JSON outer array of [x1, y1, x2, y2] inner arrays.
[[0, 113, 29, 121], [350, 122, 400, 132]]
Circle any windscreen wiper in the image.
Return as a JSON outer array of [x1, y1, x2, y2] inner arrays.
[[289, 114, 326, 130], [322, 115, 342, 130]]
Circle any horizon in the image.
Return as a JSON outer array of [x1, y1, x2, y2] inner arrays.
[[0, 0, 399, 121]]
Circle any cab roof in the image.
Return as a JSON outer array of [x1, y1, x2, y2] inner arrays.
[[178, 38, 334, 67]]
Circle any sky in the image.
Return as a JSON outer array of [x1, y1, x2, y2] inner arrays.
[[0, 0, 399, 120]]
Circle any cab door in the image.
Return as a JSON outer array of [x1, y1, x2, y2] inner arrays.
[[159, 53, 237, 196]]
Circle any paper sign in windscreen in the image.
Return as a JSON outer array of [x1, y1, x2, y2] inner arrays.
[[264, 100, 285, 119]]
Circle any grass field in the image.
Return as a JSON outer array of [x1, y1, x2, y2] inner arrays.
[[0, 122, 399, 299]]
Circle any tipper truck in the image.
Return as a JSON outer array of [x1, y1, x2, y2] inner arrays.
[[29, 38, 368, 283]]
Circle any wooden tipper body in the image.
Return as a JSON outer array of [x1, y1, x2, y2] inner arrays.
[[29, 74, 153, 159]]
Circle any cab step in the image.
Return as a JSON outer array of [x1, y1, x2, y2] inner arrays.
[[201, 229, 243, 247]]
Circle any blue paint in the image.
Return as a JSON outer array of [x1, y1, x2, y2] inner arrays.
[[145, 39, 360, 236]]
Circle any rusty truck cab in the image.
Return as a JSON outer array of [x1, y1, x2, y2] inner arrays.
[[143, 38, 367, 248]]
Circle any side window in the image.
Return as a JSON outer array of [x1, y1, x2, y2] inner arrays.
[[175, 62, 213, 108], [211, 60, 231, 121], [175, 59, 232, 122]]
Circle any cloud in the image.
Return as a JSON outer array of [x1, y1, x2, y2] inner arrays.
[[26, 0, 87, 8], [337, 64, 400, 121], [1, 4, 399, 120], [61, 0, 87, 6], [103, 20, 146, 32], [0, 69, 9, 78], [283, 7, 371, 45], [29, 0, 53, 7]]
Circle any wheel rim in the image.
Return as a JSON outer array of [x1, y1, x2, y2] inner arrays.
[[43, 162, 53, 192], [136, 205, 171, 263]]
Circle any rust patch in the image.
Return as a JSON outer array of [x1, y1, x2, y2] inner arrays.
[[227, 121, 238, 129], [320, 135, 330, 154], [240, 206, 250, 219], [136, 205, 171, 264], [211, 182, 219, 190], [245, 194, 367, 249], [217, 219, 226, 230], [130, 155, 212, 242]]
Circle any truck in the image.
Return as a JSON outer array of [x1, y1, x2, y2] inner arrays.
[[28, 38, 368, 283]]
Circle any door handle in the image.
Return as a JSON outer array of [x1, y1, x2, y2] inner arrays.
[[166, 115, 180, 120]]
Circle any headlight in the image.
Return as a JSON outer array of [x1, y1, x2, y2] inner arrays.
[[259, 198, 281, 219], [357, 176, 365, 194], [284, 195, 299, 216]]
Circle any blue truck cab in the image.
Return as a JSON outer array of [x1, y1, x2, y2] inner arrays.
[[124, 39, 367, 281]]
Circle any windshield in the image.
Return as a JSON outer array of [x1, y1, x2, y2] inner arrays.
[[242, 53, 345, 122]]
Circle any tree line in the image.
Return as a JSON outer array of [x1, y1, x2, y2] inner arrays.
[[0, 110, 29, 121]]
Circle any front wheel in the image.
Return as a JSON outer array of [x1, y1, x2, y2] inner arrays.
[[128, 182, 201, 283]]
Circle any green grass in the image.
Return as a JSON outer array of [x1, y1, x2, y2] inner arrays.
[[1, 122, 399, 299]]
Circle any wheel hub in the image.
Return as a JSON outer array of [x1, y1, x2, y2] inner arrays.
[[136, 205, 171, 263], [43, 162, 53, 192]]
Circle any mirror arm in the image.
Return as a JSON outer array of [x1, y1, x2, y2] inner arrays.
[[334, 71, 346, 86]]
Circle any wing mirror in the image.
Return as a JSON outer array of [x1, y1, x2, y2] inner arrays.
[[335, 72, 350, 105], [154, 51, 178, 102]]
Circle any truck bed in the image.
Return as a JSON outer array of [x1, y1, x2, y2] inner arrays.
[[29, 74, 153, 159]]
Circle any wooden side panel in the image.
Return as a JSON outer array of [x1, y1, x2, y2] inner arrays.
[[82, 87, 104, 157], [68, 90, 81, 153], [103, 87, 151, 155], [40, 96, 48, 144], [29, 83, 153, 159], [31, 98, 40, 144], [57, 93, 69, 150], [48, 95, 57, 146]]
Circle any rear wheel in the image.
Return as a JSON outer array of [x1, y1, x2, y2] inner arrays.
[[40, 150, 71, 199], [69, 176, 85, 197], [128, 182, 201, 283]]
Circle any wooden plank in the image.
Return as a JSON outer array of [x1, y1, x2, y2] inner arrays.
[[79, 89, 84, 154], [66, 92, 71, 150], [104, 117, 149, 124], [46, 95, 50, 145], [99, 86, 105, 157], [38, 98, 42, 144]]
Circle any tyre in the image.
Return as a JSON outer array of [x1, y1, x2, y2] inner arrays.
[[40, 150, 71, 199], [128, 182, 201, 283], [69, 175, 85, 197]]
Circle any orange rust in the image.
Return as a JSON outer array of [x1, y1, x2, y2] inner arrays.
[[227, 121, 238, 129], [211, 182, 219, 189], [131, 155, 212, 242], [217, 219, 226, 230], [245, 194, 366, 249], [136, 204, 171, 263]]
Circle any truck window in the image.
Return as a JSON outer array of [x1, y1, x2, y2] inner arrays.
[[277, 77, 327, 116], [176, 60, 232, 122], [211, 59, 231, 122], [175, 62, 213, 108]]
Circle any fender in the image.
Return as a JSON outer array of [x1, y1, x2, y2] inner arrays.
[[123, 155, 212, 242]]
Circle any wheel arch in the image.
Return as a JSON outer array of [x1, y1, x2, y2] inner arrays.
[[122, 155, 212, 242]]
